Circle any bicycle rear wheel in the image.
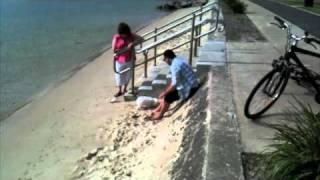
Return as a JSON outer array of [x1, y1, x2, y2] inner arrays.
[[244, 68, 290, 119]]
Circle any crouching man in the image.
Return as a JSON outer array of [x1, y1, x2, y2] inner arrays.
[[151, 49, 199, 120]]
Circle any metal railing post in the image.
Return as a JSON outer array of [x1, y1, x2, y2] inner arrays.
[[198, 5, 203, 47], [194, 27, 199, 57], [143, 51, 148, 78], [154, 28, 157, 66], [189, 14, 196, 65], [212, 4, 215, 22], [131, 58, 136, 94]]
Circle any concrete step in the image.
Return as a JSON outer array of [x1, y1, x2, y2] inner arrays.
[[196, 40, 226, 67], [137, 74, 170, 98], [137, 80, 153, 97], [149, 63, 170, 79], [135, 38, 226, 100], [197, 51, 225, 66], [136, 50, 190, 98], [201, 40, 225, 52]]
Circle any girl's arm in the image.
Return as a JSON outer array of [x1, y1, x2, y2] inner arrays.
[[133, 34, 144, 45], [128, 34, 144, 49], [115, 34, 144, 55], [112, 36, 118, 53]]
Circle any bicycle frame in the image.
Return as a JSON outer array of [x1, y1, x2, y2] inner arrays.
[[285, 46, 320, 94], [244, 16, 320, 119]]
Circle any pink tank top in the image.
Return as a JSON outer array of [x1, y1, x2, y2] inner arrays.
[[113, 34, 134, 63]]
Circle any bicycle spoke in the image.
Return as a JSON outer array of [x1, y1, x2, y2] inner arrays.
[[248, 74, 283, 114], [264, 72, 281, 96]]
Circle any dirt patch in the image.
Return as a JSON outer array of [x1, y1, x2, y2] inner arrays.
[[242, 152, 265, 180], [221, 1, 267, 42]]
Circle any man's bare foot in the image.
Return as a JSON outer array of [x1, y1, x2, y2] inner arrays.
[[149, 110, 157, 118], [151, 112, 163, 120], [151, 106, 161, 114]]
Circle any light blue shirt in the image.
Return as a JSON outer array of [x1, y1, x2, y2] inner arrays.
[[170, 57, 198, 100]]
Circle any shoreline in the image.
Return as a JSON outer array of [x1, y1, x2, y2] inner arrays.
[[0, 11, 170, 122], [0, 6, 201, 180]]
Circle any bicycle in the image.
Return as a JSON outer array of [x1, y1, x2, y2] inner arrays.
[[244, 16, 320, 119]]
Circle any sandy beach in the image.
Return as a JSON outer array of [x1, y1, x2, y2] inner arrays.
[[0, 5, 211, 180]]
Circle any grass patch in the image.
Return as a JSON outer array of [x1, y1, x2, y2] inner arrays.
[[242, 102, 320, 180], [279, 0, 320, 14], [261, 101, 320, 179], [221, 1, 266, 42], [224, 0, 247, 13], [301, 5, 320, 14], [233, 1, 247, 13]]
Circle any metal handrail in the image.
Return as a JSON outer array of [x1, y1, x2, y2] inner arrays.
[[114, 17, 216, 75], [136, 19, 213, 53], [141, 7, 217, 43], [135, 20, 220, 68], [113, 1, 222, 95], [141, 1, 218, 38]]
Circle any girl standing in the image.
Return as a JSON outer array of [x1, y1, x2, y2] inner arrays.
[[112, 22, 143, 97]]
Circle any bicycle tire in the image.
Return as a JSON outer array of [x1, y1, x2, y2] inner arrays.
[[244, 68, 290, 119]]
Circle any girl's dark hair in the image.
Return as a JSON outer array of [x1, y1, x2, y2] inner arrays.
[[163, 49, 176, 59], [118, 22, 132, 35]]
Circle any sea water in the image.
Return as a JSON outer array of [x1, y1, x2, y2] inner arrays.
[[0, 0, 167, 120]]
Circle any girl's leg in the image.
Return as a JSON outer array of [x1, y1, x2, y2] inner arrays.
[[114, 86, 122, 97], [123, 61, 132, 94], [123, 84, 128, 94]]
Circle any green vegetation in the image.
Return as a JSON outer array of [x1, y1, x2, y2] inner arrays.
[[261, 101, 320, 180], [301, 5, 320, 14], [224, 0, 247, 14], [279, 0, 320, 14]]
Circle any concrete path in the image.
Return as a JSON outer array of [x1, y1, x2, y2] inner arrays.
[[229, 0, 320, 153], [250, 0, 320, 38]]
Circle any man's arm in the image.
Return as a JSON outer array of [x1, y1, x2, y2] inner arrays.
[[159, 82, 175, 99], [159, 64, 180, 98]]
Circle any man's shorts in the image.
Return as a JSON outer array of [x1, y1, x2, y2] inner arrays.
[[164, 87, 199, 103]]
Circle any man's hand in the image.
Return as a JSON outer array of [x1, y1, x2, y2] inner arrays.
[[159, 83, 175, 99]]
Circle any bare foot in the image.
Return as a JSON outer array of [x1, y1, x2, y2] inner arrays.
[[151, 112, 163, 120], [149, 111, 154, 117], [151, 106, 161, 114]]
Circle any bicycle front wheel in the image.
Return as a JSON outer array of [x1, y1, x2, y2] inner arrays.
[[244, 68, 290, 119]]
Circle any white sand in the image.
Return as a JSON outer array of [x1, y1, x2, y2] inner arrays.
[[70, 102, 193, 180], [0, 6, 204, 180]]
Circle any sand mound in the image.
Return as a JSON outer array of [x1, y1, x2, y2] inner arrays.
[[71, 101, 193, 180]]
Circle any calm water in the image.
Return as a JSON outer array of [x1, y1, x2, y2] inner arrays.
[[0, 0, 166, 120]]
